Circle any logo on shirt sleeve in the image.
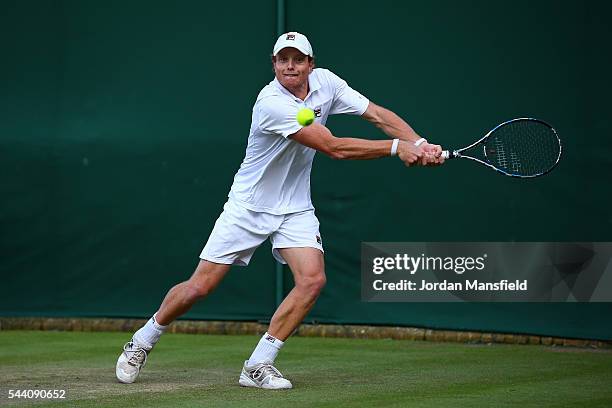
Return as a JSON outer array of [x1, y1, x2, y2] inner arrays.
[[316, 235, 322, 245], [314, 107, 322, 117]]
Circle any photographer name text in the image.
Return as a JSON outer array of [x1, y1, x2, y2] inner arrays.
[[372, 279, 528, 292]]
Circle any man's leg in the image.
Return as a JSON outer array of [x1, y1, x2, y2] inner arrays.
[[267, 247, 325, 340], [116, 260, 231, 383], [239, 247, 325, 390], [155, 260, 231, 325]]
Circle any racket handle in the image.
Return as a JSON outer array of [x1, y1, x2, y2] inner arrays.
[[441, 150, 458, 159]]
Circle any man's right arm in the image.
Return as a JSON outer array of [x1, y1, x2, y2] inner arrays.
[[290, 123, 425, 166]]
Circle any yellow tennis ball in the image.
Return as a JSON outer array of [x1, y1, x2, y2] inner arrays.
[[296, 108, 315, 126]]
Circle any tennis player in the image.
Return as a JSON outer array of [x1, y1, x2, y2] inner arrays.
[[116, 32, 444, 389]]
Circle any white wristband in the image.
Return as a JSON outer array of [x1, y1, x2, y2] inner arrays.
[[390, 139, 400, 156], [414, 138, 427, 147]]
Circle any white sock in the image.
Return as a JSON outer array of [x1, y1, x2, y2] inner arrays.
[[133, 314, 168, 348], [247, 332, 284, 366]]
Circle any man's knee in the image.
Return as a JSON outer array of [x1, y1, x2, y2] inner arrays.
[[297, 270, 326, 297], [187, 261, 230, 299], [184, 280, 212, 301]]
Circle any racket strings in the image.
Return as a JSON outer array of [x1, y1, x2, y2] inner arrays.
[[485, 120, 560, 176]]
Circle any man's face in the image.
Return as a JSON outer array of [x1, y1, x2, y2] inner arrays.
[[273, 47, 313, 91]]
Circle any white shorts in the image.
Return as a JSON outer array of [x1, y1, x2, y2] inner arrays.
[[200, 200, 324, 266]]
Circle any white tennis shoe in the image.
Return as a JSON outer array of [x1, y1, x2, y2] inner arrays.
[[116, 338, 151, 384], [238, 360, 293, 390]]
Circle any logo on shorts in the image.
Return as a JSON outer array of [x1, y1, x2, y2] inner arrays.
[[316, 235, 322, 244], [314, 107, 322, 117], [286, 34, 295, 40]]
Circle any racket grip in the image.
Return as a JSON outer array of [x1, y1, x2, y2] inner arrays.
[[441, 150, 457, 159]]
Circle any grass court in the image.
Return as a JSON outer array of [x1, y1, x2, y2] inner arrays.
[[1, 330, 611, 407]]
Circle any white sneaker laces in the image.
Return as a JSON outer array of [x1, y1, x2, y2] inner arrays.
[[252, 363, 283, 381], [124, 342, 148, 367]]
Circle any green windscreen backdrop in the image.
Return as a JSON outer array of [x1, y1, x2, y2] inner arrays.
[[2, 0, 611, 340]]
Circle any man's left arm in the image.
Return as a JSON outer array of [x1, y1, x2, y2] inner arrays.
[[361, 102, 443, 164]]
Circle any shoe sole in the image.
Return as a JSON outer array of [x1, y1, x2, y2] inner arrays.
[[238, 372, 292, 389]]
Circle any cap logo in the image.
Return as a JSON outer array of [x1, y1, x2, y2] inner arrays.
[[286, 34, 296, 40]]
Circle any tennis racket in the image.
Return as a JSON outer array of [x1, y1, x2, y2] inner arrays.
[[441, 118, 562, 178]]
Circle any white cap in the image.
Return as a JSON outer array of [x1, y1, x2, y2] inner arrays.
[[273, 32, 313, 57]]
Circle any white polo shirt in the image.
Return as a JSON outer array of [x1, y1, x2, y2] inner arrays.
[[228, 68, 369, 215]]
